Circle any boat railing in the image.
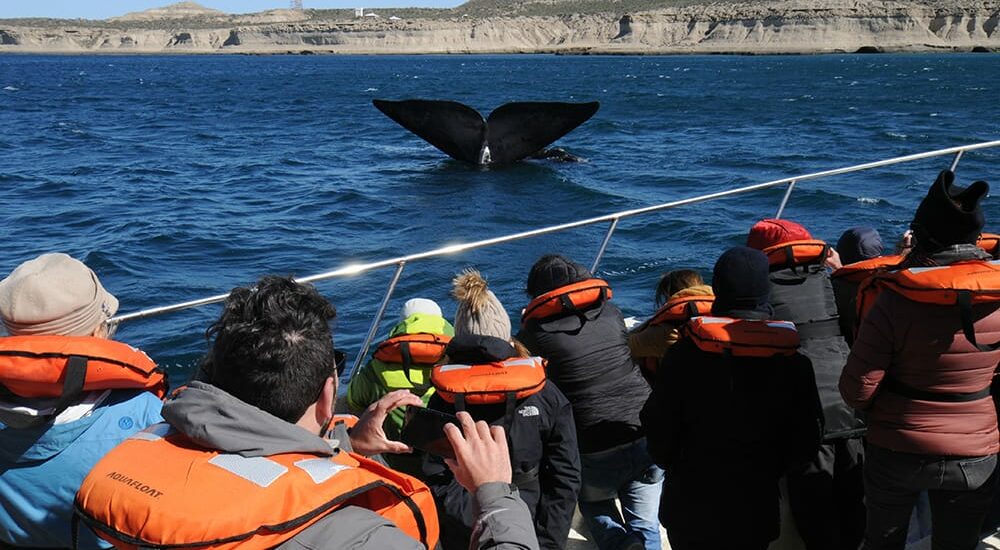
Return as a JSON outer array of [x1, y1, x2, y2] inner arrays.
[[107, 139, 1000, 380]]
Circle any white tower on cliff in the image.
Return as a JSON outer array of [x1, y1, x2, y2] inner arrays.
[[290, 0, 303, 9]]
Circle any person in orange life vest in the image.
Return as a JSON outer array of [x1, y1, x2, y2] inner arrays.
[[74, 276, 541, 550], [840, 170, 1000, 550], [346, 297, 454, 476], [831, 226, 889, 346], [627, 269, 713, 383], [746, 218, 866, 550], [421, 268, 580, 550], [517, 255, 660, 550], [0, 253, 165, 550], [640, 246, 823, 550]]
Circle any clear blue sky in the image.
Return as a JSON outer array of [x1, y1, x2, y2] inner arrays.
[[1, 0, 463, 20]]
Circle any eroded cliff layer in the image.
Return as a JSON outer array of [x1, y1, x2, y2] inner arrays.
[[1, 0, 997, 54]]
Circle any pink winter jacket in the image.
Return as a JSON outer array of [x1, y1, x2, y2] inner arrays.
[[840, 289, 1000, 457]]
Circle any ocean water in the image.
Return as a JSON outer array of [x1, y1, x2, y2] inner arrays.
[[1, 53, 998, 385]]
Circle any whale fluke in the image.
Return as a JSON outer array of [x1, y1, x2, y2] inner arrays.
[[373, 99, 599, 165]]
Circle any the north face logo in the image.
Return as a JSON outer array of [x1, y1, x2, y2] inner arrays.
[[518, 406, 539, 417]]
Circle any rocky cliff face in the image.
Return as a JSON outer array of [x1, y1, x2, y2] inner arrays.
[[1, 0, 997, 54]]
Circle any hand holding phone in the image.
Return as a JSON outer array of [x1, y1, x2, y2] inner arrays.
[[400, 405, 458, 459]]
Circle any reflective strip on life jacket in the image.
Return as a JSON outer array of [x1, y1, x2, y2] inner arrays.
[[683, 316, 800, 357], [856, 260, 1000, 351], [0, 335, 166, 399], [831, 255, 905, 284], [432, 357, 546, 407], [978, 233, 1000, 259], [522, 279, 612, 322], [762, 239, 830, 271], [648, 295, 715, 326], [74, 424, 439, 550]]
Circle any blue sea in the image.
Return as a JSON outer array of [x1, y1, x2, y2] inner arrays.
[[1, 53, 998, 385]]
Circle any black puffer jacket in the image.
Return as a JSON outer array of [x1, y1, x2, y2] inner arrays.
[[518, 298, 650, 454], [769, 263, 864, 440], [641, 326, 823, 544], [423, 383, 581, 550]]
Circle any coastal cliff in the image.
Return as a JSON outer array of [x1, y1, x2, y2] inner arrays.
[[1, 0, 997, 54]]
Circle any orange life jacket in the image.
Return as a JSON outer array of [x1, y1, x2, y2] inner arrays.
[[856, 260, 1000, 351], [75, 424, 439, 550], [374, 333, 451, 366], [432, 356, 546, 408], [762, 239, 830, 270], [522, 279, 611, 322], [648, 295, 716, 326], [637, 295, 716, 381], [683, 316, 800, 358], [0, 335, 166, 401], [332, 414, 359, 430], [830, 255, 905, 284], [978, 233, 1000, 259]]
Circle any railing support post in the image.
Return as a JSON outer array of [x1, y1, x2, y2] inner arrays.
[[775, 180, 797, 219], [950, 150, 964, 173], [344, 261, 406, 382], [591, 218, 620, 273]]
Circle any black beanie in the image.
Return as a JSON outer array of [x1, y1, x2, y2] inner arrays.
[[836, 226, 884, 266], [445, 334, 517, 364], [526, 254, 592, 297], [911, 170, 989, 251], [711, 246, 771, 315]]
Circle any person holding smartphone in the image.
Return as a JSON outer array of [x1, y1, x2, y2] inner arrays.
[[75, 276, 540, 550], [419, 271, 580, 550]]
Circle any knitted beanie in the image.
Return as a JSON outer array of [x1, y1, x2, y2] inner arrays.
[[711, 246, 771, 315], [526, 254, 592, 298], [452, 269, 511, 340]]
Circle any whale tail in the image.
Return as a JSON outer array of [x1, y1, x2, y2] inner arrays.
[[373, 99, 599, 165]]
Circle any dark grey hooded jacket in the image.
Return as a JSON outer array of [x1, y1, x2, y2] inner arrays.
[[156, 381, 540, 550]]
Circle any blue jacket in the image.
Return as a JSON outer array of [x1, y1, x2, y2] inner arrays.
[[0, 390, 164, 548]]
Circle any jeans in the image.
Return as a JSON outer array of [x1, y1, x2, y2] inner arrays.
[[578, 437, 663, 550], [862, 444, 999, 550]]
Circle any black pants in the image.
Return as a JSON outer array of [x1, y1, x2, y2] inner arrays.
[[786, 438, 866, 550], [861, 444, 999, 550]]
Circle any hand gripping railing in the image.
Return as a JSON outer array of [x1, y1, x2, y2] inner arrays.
[[108, 140, 1000, 380]]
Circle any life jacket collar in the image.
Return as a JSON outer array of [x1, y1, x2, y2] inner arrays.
[[683, 315, 800, 357], [762, 239, 830, 272], [522, 279, 611, 323]]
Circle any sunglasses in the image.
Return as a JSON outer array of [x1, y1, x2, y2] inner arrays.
[[334, 349, 348, 378]]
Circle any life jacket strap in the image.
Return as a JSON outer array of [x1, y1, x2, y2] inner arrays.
[[20, 355, 89, 429], [957, 290, 1000, 352], [685, 300, 700, 318], [882, 375, 991, 403], [399, 342, 416, 385]]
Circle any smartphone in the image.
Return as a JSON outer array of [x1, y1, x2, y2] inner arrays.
[[400, 405, 457, 459]]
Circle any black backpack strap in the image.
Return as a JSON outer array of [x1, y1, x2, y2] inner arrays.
[[957, 290, 1000, 352], [454, 393, 466, 413]]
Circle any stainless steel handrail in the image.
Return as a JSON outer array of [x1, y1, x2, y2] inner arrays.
[[106, 139, 1000, 376]]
